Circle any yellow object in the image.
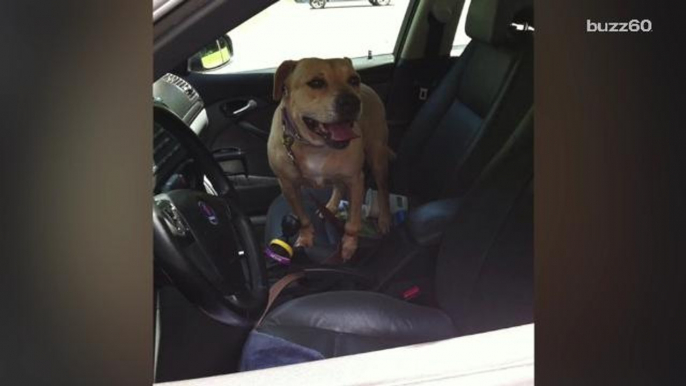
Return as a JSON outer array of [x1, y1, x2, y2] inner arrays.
[[269, 238, 293, 258], [200, 46, 231, 69]]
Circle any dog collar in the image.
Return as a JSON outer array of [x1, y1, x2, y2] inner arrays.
[[281, 108, 306, 165], [282, 108, 303, 142], [282, 134, 297, 165]]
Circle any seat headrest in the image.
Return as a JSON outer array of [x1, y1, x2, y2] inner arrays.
[[466, 0, 533, 45]]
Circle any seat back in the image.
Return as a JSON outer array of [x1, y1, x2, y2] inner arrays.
[[392, 0, 533, 205], [435, 108, 533, 336]]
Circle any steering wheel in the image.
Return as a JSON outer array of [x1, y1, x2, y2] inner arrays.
[[153, 104, 268, 327]]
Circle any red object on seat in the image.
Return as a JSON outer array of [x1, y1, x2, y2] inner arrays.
[[402, 285, 421, 300]]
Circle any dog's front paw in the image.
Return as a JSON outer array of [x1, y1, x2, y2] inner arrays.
[[377, 212, 391, 234], [340, 234, 358, 261]]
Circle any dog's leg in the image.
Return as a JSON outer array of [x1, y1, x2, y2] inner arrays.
[[369, 146, 392, 234], [324, 184, 344, 215], [278, 178, 314, 248], [341, 172, 364, 261]]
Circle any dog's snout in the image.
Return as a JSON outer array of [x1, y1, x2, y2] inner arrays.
[[335, 93, 361, 118]]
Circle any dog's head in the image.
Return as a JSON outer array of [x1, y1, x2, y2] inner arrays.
[[274, 58, 362, 149]]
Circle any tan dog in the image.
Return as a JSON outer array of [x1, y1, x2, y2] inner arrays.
[[267, 58, 391, 261]]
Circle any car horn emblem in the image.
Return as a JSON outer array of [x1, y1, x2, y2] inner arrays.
[[198, 201, 219, 225]]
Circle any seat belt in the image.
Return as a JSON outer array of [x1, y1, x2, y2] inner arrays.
[[306, 191, 344, 235], [417, 12, 448, 102], [424, 12, 446, 59], [306, 192, 347, 265], [255, 196, 346, 328]]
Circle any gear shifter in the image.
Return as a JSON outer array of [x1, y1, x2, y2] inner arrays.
[[264, 214, 301, 265]]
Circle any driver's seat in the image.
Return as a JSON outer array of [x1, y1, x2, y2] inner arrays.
[[242, 109, 533, 369]]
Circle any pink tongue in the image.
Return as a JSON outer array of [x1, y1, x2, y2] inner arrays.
[[324, 122, 358, 141]]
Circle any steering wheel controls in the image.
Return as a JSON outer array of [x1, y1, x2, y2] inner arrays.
[[156, 199, 189, 237]]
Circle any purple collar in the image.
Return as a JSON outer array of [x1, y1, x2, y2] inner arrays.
[[281, 108, 301, 165], [282, 108, 303, 142]]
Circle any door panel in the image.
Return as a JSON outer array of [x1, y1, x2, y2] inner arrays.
[[186, 72, 275, 177], [184, 71, 279, 222], [186, 72, 273, 106]]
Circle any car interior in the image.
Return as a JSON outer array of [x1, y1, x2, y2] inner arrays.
[[152, 0, 534, 382]]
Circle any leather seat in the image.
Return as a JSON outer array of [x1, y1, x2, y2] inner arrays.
[[392, 0, 533, 204], [258, 291, 455, 358], [243, 108, 534, 368], [264, 0, 533, 249]]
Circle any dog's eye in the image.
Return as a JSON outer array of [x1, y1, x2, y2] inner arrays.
[[307, 78, 326, 89], [348, 76, 361, 86]]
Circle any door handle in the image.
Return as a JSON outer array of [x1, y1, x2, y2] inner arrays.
[[221, 99, 258, 120], [232, 99, 257, 116], [219, 99, 269, 141]]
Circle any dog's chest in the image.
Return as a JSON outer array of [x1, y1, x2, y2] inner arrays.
[[294, 148, 360, 188]]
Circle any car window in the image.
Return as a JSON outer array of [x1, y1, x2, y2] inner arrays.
[[208, 0, 411, 73], [451, 0, 471, 56]]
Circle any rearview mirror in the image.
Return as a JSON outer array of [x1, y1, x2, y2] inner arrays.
[[188, 35, 233, 72]]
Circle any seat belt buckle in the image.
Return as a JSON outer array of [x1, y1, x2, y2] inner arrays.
[[418, 87, 429, 101], [402, 285, 421, 301]]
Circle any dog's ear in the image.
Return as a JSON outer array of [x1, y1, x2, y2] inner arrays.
[[343, 57, 359, 76], [273, 60, 297, 101]]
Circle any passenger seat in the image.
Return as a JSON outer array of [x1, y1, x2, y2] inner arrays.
[[391, 0, 533, 204]]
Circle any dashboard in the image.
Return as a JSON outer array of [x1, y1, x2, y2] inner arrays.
[[153, 73, 208, 193]]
